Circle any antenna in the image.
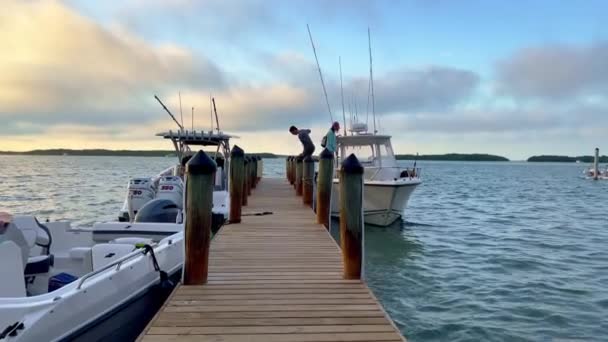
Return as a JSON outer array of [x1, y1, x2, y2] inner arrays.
[[179, 91, 184, 130], [307, 24, 333, 123], [368, 27, 377, 134], [154, 95, 183, 130], [339, 56, 347, 135], [209, 94, 213, 132], [212, 97, 220, 133]]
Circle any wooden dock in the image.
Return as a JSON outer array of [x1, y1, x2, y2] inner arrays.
[[140, 178, 406, 342]]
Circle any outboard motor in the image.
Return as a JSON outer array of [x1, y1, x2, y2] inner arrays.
[[124, 178, 155, 219], [134, 199, 180, 223], [156, 176, 184, 209]]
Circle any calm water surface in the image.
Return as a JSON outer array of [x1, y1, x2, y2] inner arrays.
[[1, 155, 607, 341]]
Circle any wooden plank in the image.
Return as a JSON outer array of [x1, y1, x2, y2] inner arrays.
[[141, 178, 406, 342], [153, 317, 390, 327], [147, 325, 396, 335], [142, 332, 402, 342]]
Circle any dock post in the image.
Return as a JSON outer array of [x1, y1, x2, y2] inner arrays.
[[257, 156, 263, 183], [303, 156, 315, 207], [295, 156, 303, 196], [246, 156, 252, 196], [229, 146, 245, 223], [251, 155, 257, 189], [242, 157, 249, 206], [184, 150, 217, 285], [594, 148, 599, 180], [340, 154, 364, 280], [316, 148, 334, 228], [285, 157, 290, 182], [289, 156, 295, 186]]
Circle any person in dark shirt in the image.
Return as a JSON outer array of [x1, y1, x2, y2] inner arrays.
[[289, 125, 315, 159]]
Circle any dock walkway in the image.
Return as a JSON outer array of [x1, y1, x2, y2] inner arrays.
[[140, 178, 406, 341]]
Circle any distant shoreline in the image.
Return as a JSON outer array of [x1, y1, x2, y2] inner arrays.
[[527, 155, 608, 163], [1, 149, 510, 161], [3, 150, 604, 163]]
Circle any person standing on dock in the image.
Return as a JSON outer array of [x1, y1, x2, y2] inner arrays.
[[289, 126, 315, 159], [322, 121, 340, 154]]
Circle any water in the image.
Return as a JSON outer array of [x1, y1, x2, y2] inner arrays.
[[2, 155, 607, 341]]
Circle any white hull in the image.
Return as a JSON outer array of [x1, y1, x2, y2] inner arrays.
[[331, 179, 420, 226], [0, 227, 183, 341]]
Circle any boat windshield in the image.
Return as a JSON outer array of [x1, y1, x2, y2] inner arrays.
[[337, 136, 397, 168]]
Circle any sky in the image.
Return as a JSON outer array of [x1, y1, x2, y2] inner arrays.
[[1, 0, 607, 160]]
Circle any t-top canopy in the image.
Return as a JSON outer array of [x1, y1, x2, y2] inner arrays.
[[156, 130, 235, 146]]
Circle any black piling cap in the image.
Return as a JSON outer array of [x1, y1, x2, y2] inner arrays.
[[304, 155, 314, 163], [244, 156, 249, 164], [319, 148, 334, 160], [288, 156, 293, 161], [341, 153, 364, 174], [257, 155, 262, 161], [231, 145, 244, 158], [295, 155, 303, 163], [186, 150, 217, 175]]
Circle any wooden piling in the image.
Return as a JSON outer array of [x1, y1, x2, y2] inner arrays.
[[256, 156, 262, 183], [242, 157, 249, 206], [316, 148, 334, 228], [285, 157, 290, 182], [246, 156, 252, 196], [303, 155, 315, 207], [251, 155, 258, 189], [229, 145, 245, 223], [184, 150, 217, 285], [339, 154, 364, 280], [295, 156, 303, 196], [289, 156, 295, 186]]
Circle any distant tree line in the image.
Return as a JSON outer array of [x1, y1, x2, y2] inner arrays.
[[395, 153, 509, 161], [527, 155, 608, 163]]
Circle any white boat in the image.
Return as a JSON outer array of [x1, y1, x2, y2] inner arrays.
[[114, 130, 234, 238], [584, 147, 608, 180], [0, 216, 183, 341], [0, 130, 236, 341], [330, 124, 422, 226]]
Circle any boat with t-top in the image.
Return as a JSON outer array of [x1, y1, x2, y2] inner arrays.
[[331, 123, 421, 226]]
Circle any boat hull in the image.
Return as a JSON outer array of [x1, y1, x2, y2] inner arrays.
[[331, 180, 420, 227], [0, 234, 183, 342]]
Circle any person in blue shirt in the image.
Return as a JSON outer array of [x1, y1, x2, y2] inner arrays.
[[322, 122, 340, 153]]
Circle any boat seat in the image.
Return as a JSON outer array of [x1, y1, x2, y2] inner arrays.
[[68, 247, 93, 275], [24, 254, 54, 276], [0, 241, 26, 297]]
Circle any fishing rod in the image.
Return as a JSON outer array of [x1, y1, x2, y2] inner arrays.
[[191, 106, 194, 131], [339, 56, 347, 136], [368, 27, 377, 134], [154, 95, 183, 130], [179, 91, 184, 129], [307, 24, 333, 123], [212, 97, 220, 133]]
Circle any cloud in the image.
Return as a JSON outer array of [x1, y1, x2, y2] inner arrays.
[[0, 0, 224, 124], [496, 41, 608, 99], [173, 84, 325, 131]]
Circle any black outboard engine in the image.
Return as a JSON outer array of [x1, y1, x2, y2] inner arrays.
[[134, 199, 180, 223]]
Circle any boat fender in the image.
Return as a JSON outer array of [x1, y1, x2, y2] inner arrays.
[[142, 244, 174, 289]]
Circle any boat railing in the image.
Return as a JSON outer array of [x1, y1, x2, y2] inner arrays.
[[76, 242, 159, 290]]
